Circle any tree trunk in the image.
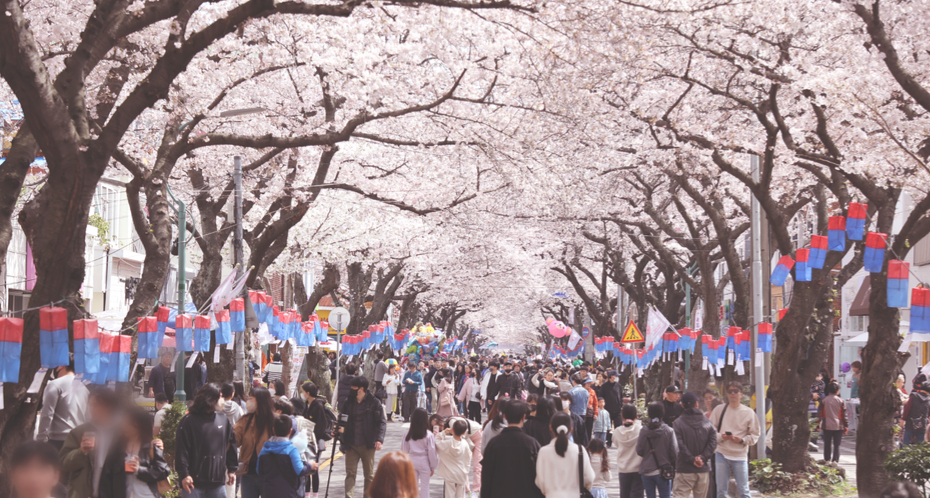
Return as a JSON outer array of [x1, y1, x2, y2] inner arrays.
[[769, 280, 835, 472]]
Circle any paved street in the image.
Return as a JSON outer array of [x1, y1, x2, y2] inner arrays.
[[314, 417, 862, 498]]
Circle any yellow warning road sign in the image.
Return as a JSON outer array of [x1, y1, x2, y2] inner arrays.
[[620, 320, 645, 343]]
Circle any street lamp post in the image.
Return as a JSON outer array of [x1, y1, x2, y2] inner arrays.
[[166, 185, 187, 402]]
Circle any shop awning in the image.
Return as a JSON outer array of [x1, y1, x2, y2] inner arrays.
[[849, 275, 871, 316]]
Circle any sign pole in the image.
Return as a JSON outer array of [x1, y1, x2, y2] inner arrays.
[[328, 307, 350, 408]]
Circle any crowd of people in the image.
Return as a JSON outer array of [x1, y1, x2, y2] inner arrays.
[[6, 350, 930, 498]]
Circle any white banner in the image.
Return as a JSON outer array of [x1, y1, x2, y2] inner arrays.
[[646, 306, 671, 350], [567, 329, 582, 350], [694, 303, 703, 331]]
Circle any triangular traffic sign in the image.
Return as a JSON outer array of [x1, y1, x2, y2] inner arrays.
[[620, 320, 645, 343]]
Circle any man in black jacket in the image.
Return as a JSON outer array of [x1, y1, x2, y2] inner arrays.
[[338, 376, 386, 498], [602, 370, 623, 445], [481, 400, 543, 498], [495, 360, 518, 400], [662, 385, 683, 427], [147, 351, 176, 402], [336, 362, 358, 409], [672, 392, 717, 497], [485, 361, 502, 406]]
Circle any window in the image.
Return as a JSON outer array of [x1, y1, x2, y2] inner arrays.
[[93, 185, 119, 238], [8, 290, 30, 319], [915, 235, 930, 266]]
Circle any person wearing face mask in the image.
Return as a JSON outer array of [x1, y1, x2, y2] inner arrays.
[[497, 360, 518, 400], [175, 383, 238, 498], [613, 404, 645, 498], [235, 387, 276, 498], [338, 376, 386, 498], [558, 391, 588, 446], [37, 360, 89, 460]]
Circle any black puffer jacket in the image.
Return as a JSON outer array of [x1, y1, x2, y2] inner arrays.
[[602, 381, 623, 414], [672, 407, 717, 473], [338, 392, 386, 451]]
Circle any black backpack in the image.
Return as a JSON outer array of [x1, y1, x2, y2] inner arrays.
[[317, 401, 338, 440]]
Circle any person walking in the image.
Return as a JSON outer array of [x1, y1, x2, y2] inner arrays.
[[480, 398, 510, 454], [235, 387, 276, 498], [400, 408, 438, 498], [480, 400, 544, 498], [636, 402, 678, 498], [524, 396, 558, 446], [483, 361, 502, 408], [531, 369, 561, 397], [38, 362, 89, 455], [902, 378, 930, 446], [257, 415, 317, 498], [221, 382, 245, 427], [337, 362, 359, 409], [338, 376, 386, 498], [383, 364, 401, 422], [583, 377, 598, 443], [439, 415, 484, 495], [437, 368, 457, 418], [300, 383, 333, 498], [817, 381, 848, 462], [435, 419, 474, 498], [60, 387, 120, 498], [175, 384, 238, 498], [602, 371, 623, 446], [593, 397, 612, 444], [662, 386, 683, 427], [148, 351, 177, 403], [402, 362, 424, 423], [425, 359, 440, 414], [672, 392, 717, 498], [587, 438, 612, 498], [710, 382, 760, 498], [850, 361, 861, 399], [98, 405, 171, 498], [535, 411, 595, 498], [373, 352, 389, 397]]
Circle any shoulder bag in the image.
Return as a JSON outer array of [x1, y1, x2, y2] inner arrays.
[[578, 443, 594, 498], [646, 436, 676, 482]]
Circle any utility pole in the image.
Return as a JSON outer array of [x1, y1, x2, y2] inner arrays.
[[751, 154, 766, 459], [167, 186, 187, 402], [233, 155, 246, 382]]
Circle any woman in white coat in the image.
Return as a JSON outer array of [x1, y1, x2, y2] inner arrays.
[[535, 411, 595, 498], [383, 364, 400, 421]]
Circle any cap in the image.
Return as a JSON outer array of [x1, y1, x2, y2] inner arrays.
[[607, 370, 619, 378], [666, 385, 683, 394], [681, 392, 699, 408], [584, 377, 595, 385]]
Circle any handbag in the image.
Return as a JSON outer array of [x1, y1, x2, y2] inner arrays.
[[149, 446, 173, 495], [646, 436, 675, 482], [578, 443, 594, 498]]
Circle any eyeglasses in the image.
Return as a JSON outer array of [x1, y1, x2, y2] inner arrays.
[[727, 389, 741, 394]]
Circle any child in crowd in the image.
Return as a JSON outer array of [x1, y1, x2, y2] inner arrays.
[[587, 438, 612, 498], [258, 415, 317, 498], [593, 398, 611, 443], [435, 419, 474, 498]]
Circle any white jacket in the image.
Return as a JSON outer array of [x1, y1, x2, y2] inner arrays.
[[435, 432, 473, 485], [612, 420, 644, 474], [383, 373, 399, 395], [535, 439, 595, 498]]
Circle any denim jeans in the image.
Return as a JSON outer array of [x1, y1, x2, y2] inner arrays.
[[240, 474, 260, 498], [180, 484, 227, 498], [593, 431, 607, 444], [902, 427, 926, 446], [715, 452, 750, 498], [642, 473, 671, 498]]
